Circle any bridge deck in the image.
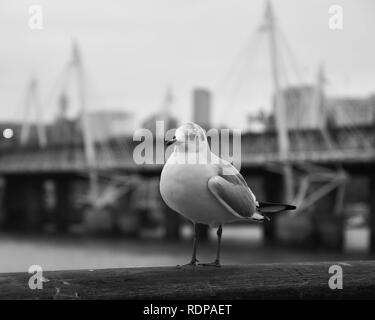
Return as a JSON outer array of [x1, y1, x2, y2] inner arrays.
[[1, 127, 374, 174], [0, 147, 374, 174]]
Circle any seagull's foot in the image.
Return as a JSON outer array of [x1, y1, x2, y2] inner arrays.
[[176, 258, 199, 268], [198, 259, 221, 268]]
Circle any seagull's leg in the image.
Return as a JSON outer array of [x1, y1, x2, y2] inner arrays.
[[199, 225, 222, 267], [190, 222, 199, 264], [177, 222, 199, 267], [215, 225, 222, 265]]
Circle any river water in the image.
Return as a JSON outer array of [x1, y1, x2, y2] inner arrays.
[[0, 225, 370, 273]]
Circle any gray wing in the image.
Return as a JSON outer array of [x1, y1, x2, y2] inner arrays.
[[208, 161, 257, 219]]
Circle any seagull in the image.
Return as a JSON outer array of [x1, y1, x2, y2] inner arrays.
[[160, 122, 296, 267]]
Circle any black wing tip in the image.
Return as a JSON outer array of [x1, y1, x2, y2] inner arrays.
[[285, 204, 297, 211], [257, 201, 297, 213]]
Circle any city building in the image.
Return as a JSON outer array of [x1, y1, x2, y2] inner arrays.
[[326, 95, 375, 127], [88, 110, 135, 142]]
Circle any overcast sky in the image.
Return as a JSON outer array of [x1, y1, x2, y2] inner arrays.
[[0, 0, 374, 128]]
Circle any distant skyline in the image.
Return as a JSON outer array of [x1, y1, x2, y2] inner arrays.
[[0, 0, 374, 129]]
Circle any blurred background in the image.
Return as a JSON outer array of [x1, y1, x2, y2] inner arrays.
[[0, 0, 374, 272]]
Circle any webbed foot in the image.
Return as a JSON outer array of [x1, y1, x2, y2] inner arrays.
[[176, 258, 199, 268], [198, 259, 221, 268]]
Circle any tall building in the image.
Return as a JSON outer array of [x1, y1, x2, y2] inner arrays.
[[192, 88, 211, 129], [326, 96, 375, 127]]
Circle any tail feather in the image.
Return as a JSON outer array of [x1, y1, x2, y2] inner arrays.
[[256, 201, 296, 214]]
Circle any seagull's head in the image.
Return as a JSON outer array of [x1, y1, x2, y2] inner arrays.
[[166, 122, 209, 153]]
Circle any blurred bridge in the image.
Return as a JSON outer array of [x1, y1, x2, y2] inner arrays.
[[0, 125, 374, 174], [0, 124, 374, 254]]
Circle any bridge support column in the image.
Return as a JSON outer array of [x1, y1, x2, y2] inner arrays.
[[311, 187, 344, 251], [55, 178, 72, 233], [163, 204, 181, 240], [263, 172, 283, 245], [196, 224, 209, 242], [24, 179, 44, 231], [3, 176, 44, 231], [370, 170, 375, 254], [0, 176, 5, 227]]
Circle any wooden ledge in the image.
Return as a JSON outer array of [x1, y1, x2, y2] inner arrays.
[[0, 261, 374, 300]]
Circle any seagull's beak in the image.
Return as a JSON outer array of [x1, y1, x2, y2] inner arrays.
[[166, 137, 177, 146]]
